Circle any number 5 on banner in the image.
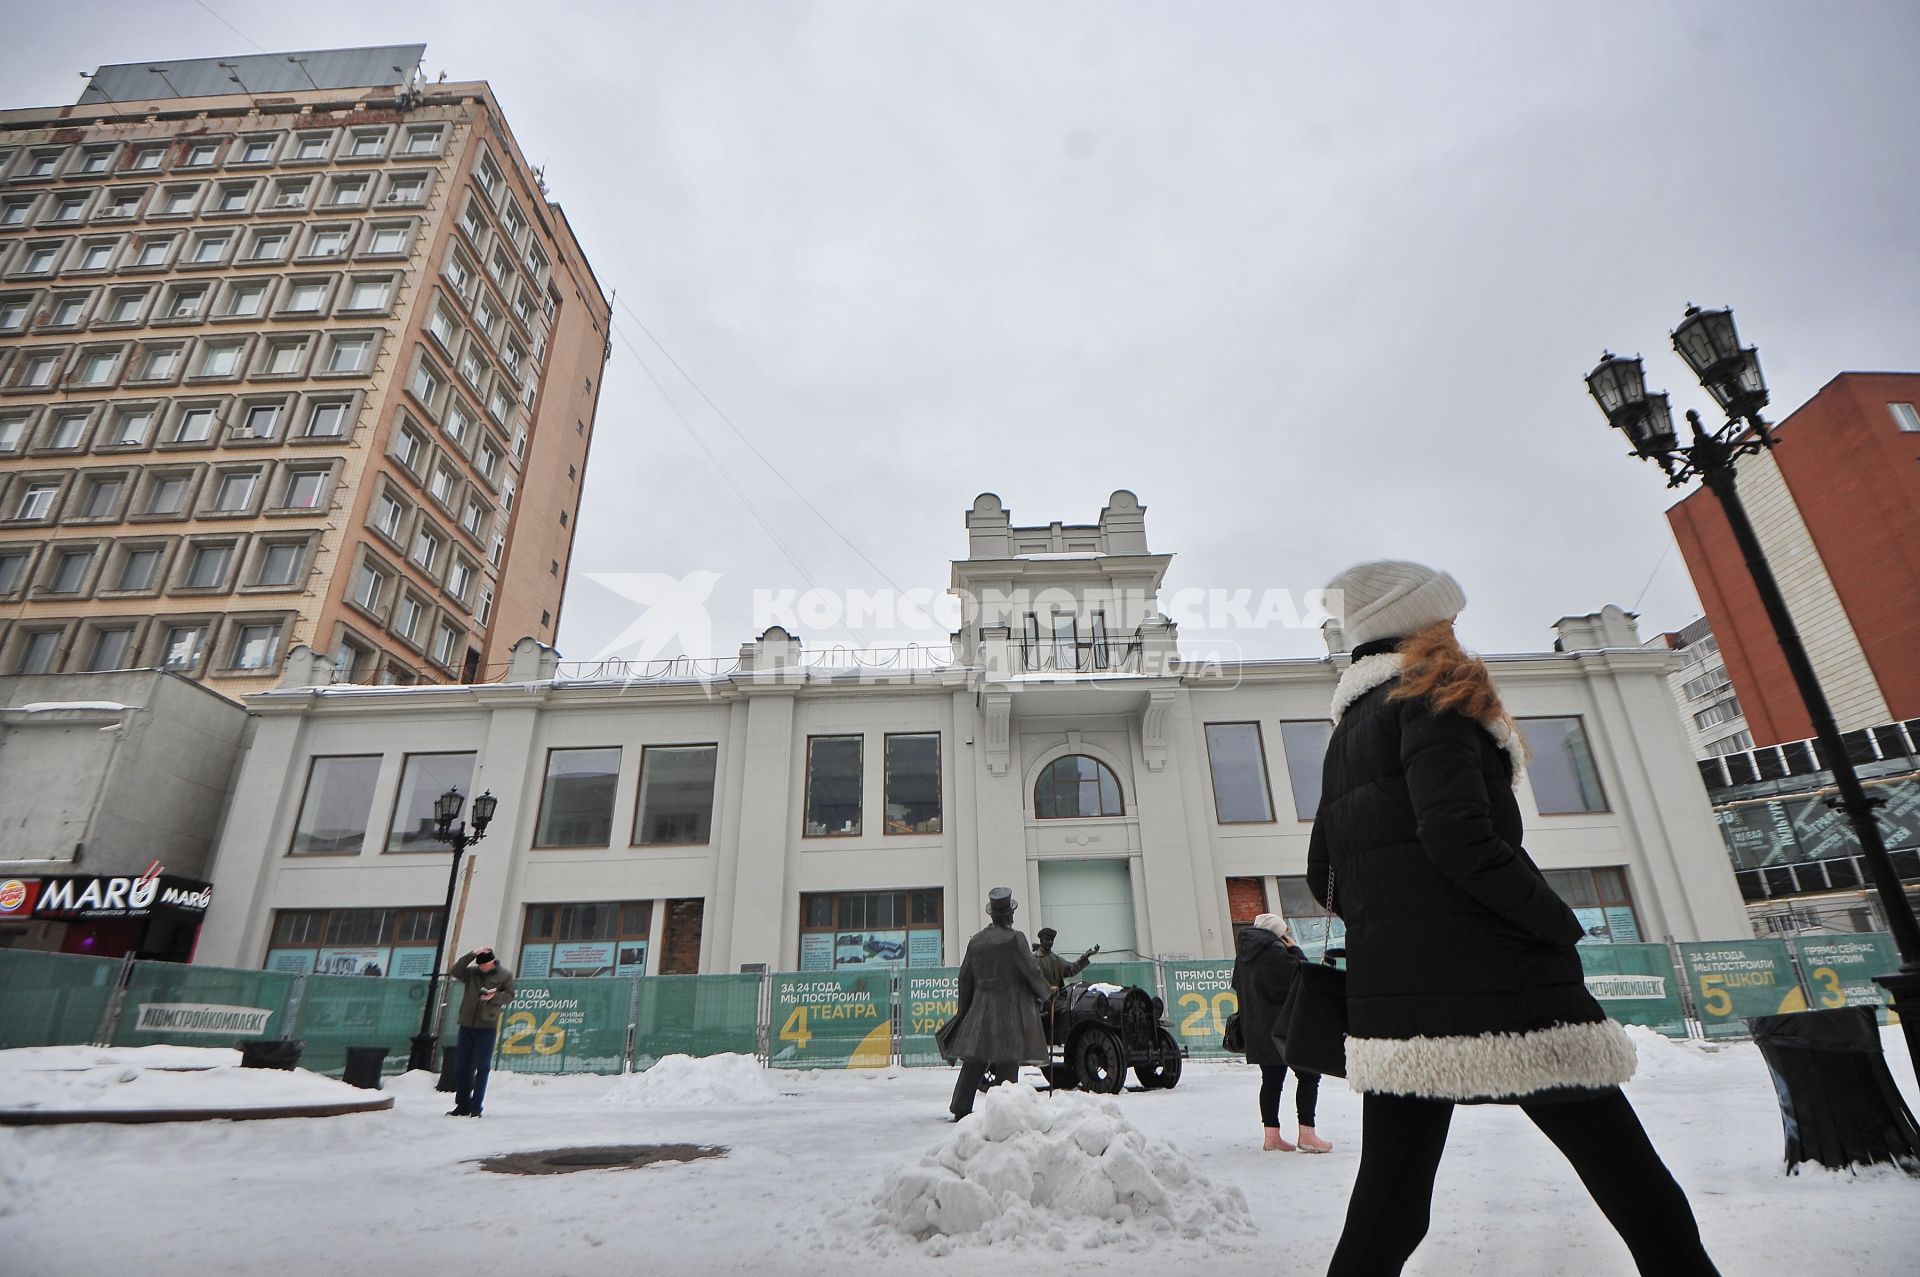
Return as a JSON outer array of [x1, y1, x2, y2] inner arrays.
[[1697, 975, 1733, 1018]]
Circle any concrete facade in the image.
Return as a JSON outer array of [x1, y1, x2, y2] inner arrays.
[[0, 668, 248, 952], [0, 47, 608, 697], [196, 494, 1751, 977]]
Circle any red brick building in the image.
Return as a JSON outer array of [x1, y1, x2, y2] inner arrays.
[[1668, 373, 1920, 748]]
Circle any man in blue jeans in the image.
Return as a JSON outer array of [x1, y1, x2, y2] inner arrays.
[[447, 946, 514, 1118]]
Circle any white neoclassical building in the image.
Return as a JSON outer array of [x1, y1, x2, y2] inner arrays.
[[194, 492, 1750, 981]]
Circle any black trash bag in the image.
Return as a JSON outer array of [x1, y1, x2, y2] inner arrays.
[[1746, 1006, 1920, 1175], [238, 1039, 305, 1070]]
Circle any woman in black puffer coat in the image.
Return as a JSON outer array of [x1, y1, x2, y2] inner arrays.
[[1231, 914, 1333, 1153], [1309, 561, 1717, 1277]]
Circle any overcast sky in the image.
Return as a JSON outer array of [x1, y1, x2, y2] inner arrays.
[[8, 2, 1917, 664]]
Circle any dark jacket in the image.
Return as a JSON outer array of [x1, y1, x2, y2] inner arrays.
[[1034, 946, 1090, 989], [937, 924, 1052, 1065], [1230, 926, 1304, 1068], [451, 951, 516, 1030], [1306, 645, 1635, 1101]]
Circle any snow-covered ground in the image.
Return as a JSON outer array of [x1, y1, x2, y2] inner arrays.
[[2, 1028, 1918, 1275]]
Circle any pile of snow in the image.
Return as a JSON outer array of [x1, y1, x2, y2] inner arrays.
[[1621, 1026, 1722, 1082], [865, 1085, 1253, 1254], [0, 1045, 369, 1112], [602, 1053, 783, 1107]]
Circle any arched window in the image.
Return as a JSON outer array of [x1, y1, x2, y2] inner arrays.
[[1034, 755, 1124, 819]]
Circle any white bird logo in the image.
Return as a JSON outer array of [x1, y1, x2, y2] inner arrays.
[[582, 571, 723, 663]]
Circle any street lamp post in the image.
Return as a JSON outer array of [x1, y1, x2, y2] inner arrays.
[[407, 787, 499, 1073], [1586, 307, 1920, 1078]]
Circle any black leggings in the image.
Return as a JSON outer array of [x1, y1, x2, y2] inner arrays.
[[1257, 1062, 1320, 1127], [1327, 1089, 1717, 1276]]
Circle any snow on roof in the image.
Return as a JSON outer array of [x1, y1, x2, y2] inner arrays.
[[10, 701, 134, 713]]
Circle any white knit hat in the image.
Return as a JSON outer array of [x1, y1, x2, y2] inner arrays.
[[1327, 560, 1466, 649], [1251, 913, 1290, 938]]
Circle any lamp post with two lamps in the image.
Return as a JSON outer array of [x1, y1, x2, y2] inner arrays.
[[1585, 307, 1920, 1079], [407, 787, 498, 1073]]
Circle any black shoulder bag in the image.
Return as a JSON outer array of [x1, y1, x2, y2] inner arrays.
[[1283, 866, 1349, 1078]]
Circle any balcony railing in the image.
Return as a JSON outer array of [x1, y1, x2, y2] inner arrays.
[[1018, 635, 1142, 674]]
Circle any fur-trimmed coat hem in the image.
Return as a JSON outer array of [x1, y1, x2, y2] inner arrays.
[[1344, 1018, 1637, 1100]]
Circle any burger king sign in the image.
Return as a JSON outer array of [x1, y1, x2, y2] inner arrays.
[[0, 878, 40, 917]]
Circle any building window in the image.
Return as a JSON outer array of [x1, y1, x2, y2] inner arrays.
[[264, 907, 446, 977], [1694, 698, 1743, 731], [145, 474, 190, 515], [374, 492, 406, 540], [394, 594, 422, 641], [1204, 722, 1277, 823], [212, 472, 257, 511], [255, 542, 302, 587], [0, 550, 31, 595], [519, 902, 652, 979], [197, 341, 243, 377], [262, 338, 306, 375], [1277, 720, 1333, 819], [79, 475, 123, 517], [1542, 867, 1643, 944], [20, 353, 59, 386], [304, 400, 349, 438], [797, 891, 944, 971], [231, 622, 281, 670], [284, 281, 326, 313], [15, 630, 62, 675], [49, 410, 90, 449], [170, 404, 213, 447], [14, 483, 59, 521], [326, 335, 373, 373], [183, 543, 231, 588], [346, 278, 390, 310], [446, 558, 473, 601], [1889, 402, 1920, 433], [104, 406, 152, 446], [159, 624, 206, 671], [291, 134, 330, 162], [633, 745, 719, 845], [290, 755, 382, 854], [412, 528, 440, 572], [534, 747, 622, 847], [352, 559, 387, 609], [283, 470, 326, 510], [246, 229, 290, 261], [73, 350, 117, 385], [804, 735, 863, 836], [1034, 754, 1123, 819], [225, 283, 266, 317], [0, 413, 28, 452], [369, 225, 409, 254], [386, 753, 478, 852], [1274, 876, 1346, 954], [49, 548, 94, 593], [116, 547, 162, 591], [238, 402, 280, 439], [1516, 717, 1609, 814], [83, 627, 134, 672], [884, 733, 942, 834], [431, 623, 461, 666], [394, 425, 425, 470]]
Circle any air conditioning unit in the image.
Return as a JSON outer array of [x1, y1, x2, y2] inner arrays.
[[275, 195, 302, 207]]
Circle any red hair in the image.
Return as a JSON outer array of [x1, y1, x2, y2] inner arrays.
[[1387, 621, 1524, 749]]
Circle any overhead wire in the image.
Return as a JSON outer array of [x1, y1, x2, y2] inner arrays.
[[603, 321, 873, 648], [611, 294, 911, 597]]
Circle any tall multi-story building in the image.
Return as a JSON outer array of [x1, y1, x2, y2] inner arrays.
[[0, 45, 608, 696], [1646, 616, 1752, 758], [1667, 372, 1920, 749]]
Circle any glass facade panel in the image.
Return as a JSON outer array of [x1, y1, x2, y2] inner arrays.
[[289, 755, 381, 854], [634, 744, 718, 845], [534, 747, 621, 847]]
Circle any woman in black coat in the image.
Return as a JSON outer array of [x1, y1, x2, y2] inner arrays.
[[1231, 914, 1333, 1152], [1308, 561, 1717, 1276]]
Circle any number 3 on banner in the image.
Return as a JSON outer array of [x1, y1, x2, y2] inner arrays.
[[1811, 966, 1846, 1009], [780, 1006, 812, 1051]]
